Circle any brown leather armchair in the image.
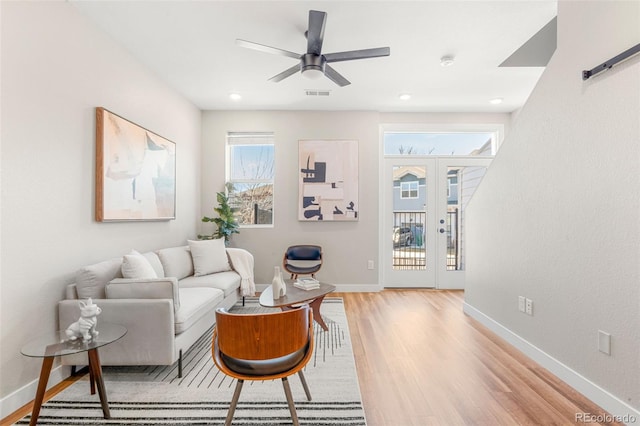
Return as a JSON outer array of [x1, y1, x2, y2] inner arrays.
[[211, 306, 314, 426]]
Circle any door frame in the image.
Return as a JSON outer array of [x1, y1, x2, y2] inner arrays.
[[378, 123, 502, 289]]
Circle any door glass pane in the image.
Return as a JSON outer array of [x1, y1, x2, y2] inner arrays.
[[445, 165, 487, 271], [384, 132, 494, 156], [392, 166, 426, 270]]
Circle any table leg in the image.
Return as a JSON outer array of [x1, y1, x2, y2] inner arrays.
[[29, 356, 54, 426], [87, 349, 111, 419], [280, 296, 330, 331], [88, 361, 96, 395], [309, 295, 329, 331]]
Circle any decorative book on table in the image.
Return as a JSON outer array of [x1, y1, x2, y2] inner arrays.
[[294, 277, 320, 290]]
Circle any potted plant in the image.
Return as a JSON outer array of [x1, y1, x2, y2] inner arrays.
[[199, 191, 239, 244]]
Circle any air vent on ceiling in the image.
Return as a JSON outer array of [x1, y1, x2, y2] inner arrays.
[[305, 89, 331, 96]]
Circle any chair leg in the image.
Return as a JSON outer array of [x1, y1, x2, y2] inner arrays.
[[225, 379, 244, 426], [298, 370, 312, 401], [282, 377, 300, 426]]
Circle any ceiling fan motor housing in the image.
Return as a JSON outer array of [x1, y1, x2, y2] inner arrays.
[[301, 53, 326, 74]]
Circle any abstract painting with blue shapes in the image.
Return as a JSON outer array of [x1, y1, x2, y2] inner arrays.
[[298, 140, 358, 221]]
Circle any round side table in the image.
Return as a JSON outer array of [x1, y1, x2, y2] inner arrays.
[[21, 322, 127, 426]]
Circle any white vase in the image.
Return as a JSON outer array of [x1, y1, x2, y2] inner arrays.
[[272, 266, 286, 298]]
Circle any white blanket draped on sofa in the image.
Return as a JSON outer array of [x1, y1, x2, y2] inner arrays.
[[227, 248, 256, 296]]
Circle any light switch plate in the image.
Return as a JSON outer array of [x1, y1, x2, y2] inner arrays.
[[598, 330, 611, 355]]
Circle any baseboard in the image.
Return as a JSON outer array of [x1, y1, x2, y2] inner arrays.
[[463, 302, 640, 423], [0, 364, 71, 420]]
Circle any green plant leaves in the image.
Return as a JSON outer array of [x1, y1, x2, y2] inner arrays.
[[200, 191, 239, 243]]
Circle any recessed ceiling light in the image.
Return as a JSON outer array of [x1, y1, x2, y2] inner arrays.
[[399, 93, 411, 101], [229, 93, 242, 101], [440, 56, 455, 67], [489, 97, 503, 105]]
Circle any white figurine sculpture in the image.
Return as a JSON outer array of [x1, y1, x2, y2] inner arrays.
[[65, 298, 102, 342]]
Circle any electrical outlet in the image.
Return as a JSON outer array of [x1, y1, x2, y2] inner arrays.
[[367, 260, 374, 270], [518, 296, 526, 313], [598, 330, 611, 355], [525, 298, 533, 315]]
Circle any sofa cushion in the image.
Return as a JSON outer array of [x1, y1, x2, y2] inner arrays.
[[179, 271, 241, 297], [142, 252, 165, 278], [175, 288, 224, 334], [188, 239, 231, 276], [106, 277, 180, 312], [122, 250, 158, 279], [76, 258, 123, 299], [157, 246, 193, 280]]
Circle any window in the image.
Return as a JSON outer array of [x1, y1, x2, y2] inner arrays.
[[400, 181, 418, 199], [384, 132, 495, 156], [448, 171, 458, 199], [226, 132, 274, 226]]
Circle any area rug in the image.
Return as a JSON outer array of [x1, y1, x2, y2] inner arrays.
[[16, 298, 366, 425]]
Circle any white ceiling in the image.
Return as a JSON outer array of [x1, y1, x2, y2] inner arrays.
[[71, 1, 557, 113]]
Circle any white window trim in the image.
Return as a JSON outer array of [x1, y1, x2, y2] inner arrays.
[[380, 123, 504, 157], [226, 132, 275, 228]]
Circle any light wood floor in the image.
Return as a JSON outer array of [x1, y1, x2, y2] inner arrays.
[[2, 290, 622, 426], [337, 290, 622, 426]]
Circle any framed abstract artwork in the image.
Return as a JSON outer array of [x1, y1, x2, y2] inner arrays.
[[95, 107, 176, 222], [298, 140, 358, 221]]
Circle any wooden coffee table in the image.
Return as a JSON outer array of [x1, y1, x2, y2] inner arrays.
[[260, 280, 336, 331]]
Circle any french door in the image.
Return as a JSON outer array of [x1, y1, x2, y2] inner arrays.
[[382, 157, 491, 289]]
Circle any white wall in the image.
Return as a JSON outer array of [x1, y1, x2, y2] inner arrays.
[[201, 111, 380, 288], [201, 111, 511, 288], [0, 1, 201, 415], [464, 0, 639, 418]]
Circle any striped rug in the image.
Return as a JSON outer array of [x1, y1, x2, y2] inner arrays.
[[16, 298, 366, 425]]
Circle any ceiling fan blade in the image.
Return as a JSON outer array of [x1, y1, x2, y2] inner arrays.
[[236, 39, 300, 60], [269, 64, 301, 82], [324, 65, 350, 87], [324, 47, 390, 63], [306, 10, 326, 55]]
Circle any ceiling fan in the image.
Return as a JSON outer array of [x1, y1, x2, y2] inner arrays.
[[236, 10, 390, 87]]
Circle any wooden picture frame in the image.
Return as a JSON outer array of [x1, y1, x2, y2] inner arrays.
[[95, 107, 176, 222], [298, 140, 359, 221]]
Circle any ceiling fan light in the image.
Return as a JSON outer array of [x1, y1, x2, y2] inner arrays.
[[302, 67, 324, 80]]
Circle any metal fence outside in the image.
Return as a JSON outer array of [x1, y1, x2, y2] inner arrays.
[[392, 210, 460, 271]]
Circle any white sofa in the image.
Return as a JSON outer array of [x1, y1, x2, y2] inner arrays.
[[58, 241, 254, 376]]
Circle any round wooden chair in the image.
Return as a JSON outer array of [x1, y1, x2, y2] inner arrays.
[[211, 306, 314, 426]]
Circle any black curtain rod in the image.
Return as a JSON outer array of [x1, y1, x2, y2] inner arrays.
[[582, 42, 640, 80]]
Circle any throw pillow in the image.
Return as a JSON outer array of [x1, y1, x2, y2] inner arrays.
[[157, 246, 194, 279], [122, 250, 158, 279], [188, 238, 231, 276], [76, 258, 123, 299]]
